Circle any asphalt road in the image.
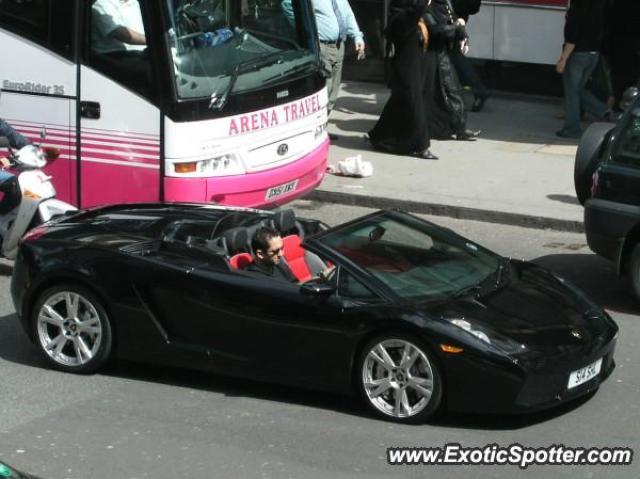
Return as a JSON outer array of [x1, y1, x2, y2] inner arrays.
[[0, 201, 638, 479]]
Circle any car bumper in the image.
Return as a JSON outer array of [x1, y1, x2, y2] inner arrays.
[[584, 197, 640, 262], [445, 336, 617, 414], [164, 139, 329, 209]]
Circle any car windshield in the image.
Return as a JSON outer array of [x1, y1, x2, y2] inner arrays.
[[317, 212, 501, 300], [165, 0, 317, 102]]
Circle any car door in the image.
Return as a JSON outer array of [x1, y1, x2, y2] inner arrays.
[[140, 237, 391, 389], [145, 263, 355, 383], [211, 266, 390, 390]]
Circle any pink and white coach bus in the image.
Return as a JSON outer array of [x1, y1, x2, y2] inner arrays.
[[0, 0, 328, 208]]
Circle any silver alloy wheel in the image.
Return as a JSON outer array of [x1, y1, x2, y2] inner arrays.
[[36, 291, 103, 368], [362, 339, 435, 419]]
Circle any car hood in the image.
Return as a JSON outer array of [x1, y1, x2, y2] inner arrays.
[[419, 261, 615, 355]]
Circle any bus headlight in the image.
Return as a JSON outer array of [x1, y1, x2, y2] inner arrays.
[[173, 154, 245, 177]]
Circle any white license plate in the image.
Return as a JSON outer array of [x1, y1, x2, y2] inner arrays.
[[567, 358, 603, 389], [265, 179, 298, 200]]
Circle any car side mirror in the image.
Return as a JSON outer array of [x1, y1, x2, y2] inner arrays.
[[300, 281, 336, 297]]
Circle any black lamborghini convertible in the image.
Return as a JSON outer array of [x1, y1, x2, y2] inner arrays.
[[11, 203, 618, 423]]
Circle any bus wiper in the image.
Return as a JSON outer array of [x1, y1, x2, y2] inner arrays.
[[209, 52, 284, 110], [262, 60, 317, 84]]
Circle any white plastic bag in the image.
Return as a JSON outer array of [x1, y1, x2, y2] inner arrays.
[[327, 154, 373, 178]]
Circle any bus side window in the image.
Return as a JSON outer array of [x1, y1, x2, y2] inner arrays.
[[87, 0, 153, 98], [0, 0, 76, 59]]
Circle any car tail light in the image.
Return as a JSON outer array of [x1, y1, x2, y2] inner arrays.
[[21, 225, 49, 243], [590, 170, 600, 197]]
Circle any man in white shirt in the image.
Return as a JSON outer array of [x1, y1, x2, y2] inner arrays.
[[92, 0, 146, 54]]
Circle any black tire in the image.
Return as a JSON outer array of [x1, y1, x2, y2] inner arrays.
[[357, 335, 443, 424], [574, 122, 614, 205], [629, 244, 640, 302], [32, 284, 113, 374]]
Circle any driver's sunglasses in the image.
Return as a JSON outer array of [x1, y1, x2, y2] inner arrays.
[[266, 246, 284, 257]]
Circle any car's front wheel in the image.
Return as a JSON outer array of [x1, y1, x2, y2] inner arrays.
[[358, 336, 443, 423], [32, 284, 113, 374]]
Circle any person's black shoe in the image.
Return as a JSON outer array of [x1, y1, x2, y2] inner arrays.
[[455, 129, 481, 141], [471, 93, 490, 112], [413, 149, 439, 160], [328, 133, 339, 141]]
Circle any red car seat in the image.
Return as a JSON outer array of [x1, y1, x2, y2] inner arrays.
[[282, 234, 312, 282], [229, 252, 253, 270]]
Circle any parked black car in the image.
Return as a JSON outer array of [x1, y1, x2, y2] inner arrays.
[[0, 461, 41, 479], [574, 87, 640, 299], [11, 203, 618, 423]]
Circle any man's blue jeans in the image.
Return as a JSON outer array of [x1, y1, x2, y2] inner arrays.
[[0, 119, 27, 188], [562, 52, 608, 136], [0, 119, 30, 150]]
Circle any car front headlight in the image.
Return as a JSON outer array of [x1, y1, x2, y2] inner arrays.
[[172, 153, 245, 177], [444, 317, 528, 357], [449, 318, 491, 344]]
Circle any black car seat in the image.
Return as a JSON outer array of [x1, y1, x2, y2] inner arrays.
[[221, 227, 252, 270]]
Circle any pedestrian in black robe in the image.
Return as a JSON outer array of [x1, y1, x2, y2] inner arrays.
[[368, 0, 438, 159], [423, 0, 480, 140]]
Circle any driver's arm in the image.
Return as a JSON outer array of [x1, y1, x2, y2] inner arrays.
[[93, 0, 147, 46], [316, 264, 336, 282], [109, 26, 146, 45]]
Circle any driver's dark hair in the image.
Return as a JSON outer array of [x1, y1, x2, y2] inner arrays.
[[252, 226, 281, 254]]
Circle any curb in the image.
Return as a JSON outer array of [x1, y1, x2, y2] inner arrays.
[[306, 190, 585, 234]]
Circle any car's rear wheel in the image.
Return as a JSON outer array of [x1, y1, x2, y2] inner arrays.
[[574, 122, 614, 205], [33, 284, 112, 374], [358, 336, 443, 423]]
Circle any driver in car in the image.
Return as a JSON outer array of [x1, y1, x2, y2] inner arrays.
[[245, 227, 298, 283], [245, 226, 336, 284]]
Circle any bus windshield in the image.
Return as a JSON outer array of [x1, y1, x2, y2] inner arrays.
[[166, 0, 317, 104]]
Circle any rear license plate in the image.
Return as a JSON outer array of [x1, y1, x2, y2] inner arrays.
[[265, 179, 298, 200], [567, 358, 603, 389]]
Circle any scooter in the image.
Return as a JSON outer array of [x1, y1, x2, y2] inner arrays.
[[0, 137, 77, 259]]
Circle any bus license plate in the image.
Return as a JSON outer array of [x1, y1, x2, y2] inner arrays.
[[265, 180, 298, 200], [567, 358, 602, 389]]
